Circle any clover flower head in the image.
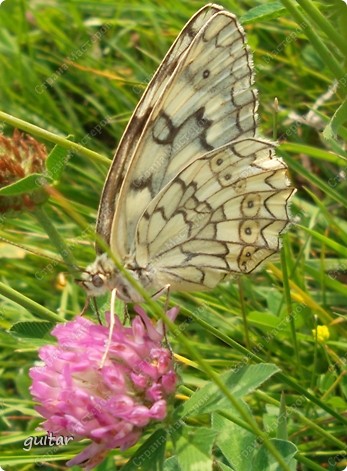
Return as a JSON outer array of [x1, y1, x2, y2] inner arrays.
[[0, 129, 47, 213], [30, 306, 179, 469]]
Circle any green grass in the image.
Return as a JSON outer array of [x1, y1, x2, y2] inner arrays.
[[0, 0, 347, 470]]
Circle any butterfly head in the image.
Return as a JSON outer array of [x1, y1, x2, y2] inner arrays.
[[80, 253, 143, 302]]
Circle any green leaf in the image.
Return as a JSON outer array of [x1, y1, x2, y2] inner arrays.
[[0, 174, 52, 195], [14, 366, 32, 400], [0, 329, 18, 347], [325, 396, 347, 410], [297, 225, 347, 257], [280, 142, 347, 166], [164, 456, 181, 471], [213, 411, 257, 471], [247, 311, 282, 330], [121, 428, 166, 471], [172, 426, 217, 471], [323, 97, 347, 142], [179, 364, 280, 417], [10, 321, 55, 339], [277, 393, 288, 440], [241, 2, 285, 24], [46, 144, 70, 181], [252, 438, 297, 471], [215, 463, 234, 471], [95, 455, 121, 470], [285, 154, 347, 209], [341, 374, 347, 401]]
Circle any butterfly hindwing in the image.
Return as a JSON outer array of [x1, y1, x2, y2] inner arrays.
[[135, 138, 295, 291]]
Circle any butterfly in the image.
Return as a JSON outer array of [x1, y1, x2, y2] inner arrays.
[[82, 3, 295, 303]]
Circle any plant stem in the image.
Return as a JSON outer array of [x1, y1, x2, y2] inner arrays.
[[0, 282, 61, 321], [280, 0, 346, 83], [33, 205, 78, 273], [256, 390, 347, 449], [238, 278, 250, 349], [281, 238, 302, 375], [0, 111, 109, 165], [297, 0, 347, 58]]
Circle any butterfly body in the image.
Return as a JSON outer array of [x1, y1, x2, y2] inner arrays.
[[84, 253, 154, 301], [83, 4, 295, 302]]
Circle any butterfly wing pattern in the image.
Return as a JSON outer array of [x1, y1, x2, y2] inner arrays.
[[96, 4, 224, 255], [84, 4, 295, 301]]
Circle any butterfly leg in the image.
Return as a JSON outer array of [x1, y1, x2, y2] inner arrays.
[[80, 296, 102, 324], [151, 283, 172, 327], [163, 284, 171, 314], [122, 303, 129, 324], [80, 296, 90, 316], [99, 287, 117, 368], [160, 284, 171, 349], [92, 297, 102, 324], [151, 284, 171, 304]]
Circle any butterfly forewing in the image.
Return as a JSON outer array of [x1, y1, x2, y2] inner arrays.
[[96, 4, 224, 252], [110, 9, 258, 259]]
